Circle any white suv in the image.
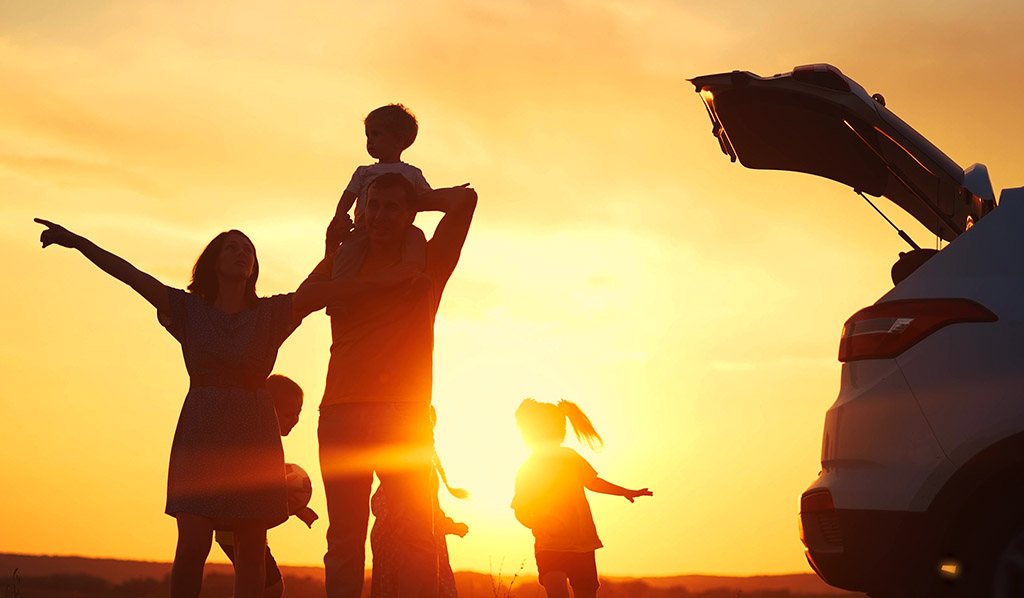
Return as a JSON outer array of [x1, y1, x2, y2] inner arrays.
[[691, 64, 1024, 598]]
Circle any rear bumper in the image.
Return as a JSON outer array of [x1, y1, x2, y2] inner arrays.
[[801, 502, 928, 592]]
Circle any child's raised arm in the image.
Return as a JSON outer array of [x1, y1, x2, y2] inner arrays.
[[334, 190, 358, 222], [584, 477, 653, 503], [324, 208, 355, 259]]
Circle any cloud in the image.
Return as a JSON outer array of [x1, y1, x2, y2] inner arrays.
[[710, 356, 836, 372], [0, 153, 166, 196]]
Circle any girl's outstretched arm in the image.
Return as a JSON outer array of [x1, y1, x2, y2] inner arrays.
[[584, 477, 653, 503], [35, 218, 169, 313]]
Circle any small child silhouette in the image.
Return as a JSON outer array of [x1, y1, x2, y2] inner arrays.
[[511, 399, 651, 598], [370, 406, 469, 598], [326, 104, 431, 280]]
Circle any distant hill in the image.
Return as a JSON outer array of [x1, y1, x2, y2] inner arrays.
[[0, 552, 324, 585], [0, 552, 864, 597], [605, 573, 862, 594]]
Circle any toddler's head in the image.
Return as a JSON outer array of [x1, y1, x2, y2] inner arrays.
[[267, 374, 303, 436], [515, 398, 603, 452], [364, 104, 418, 162]]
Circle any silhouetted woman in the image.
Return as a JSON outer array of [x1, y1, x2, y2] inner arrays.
[[34, 218, 318, 598]]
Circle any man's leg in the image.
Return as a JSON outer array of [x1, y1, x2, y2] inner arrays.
[[376, 403, 438, 598], [320, 404, 375, 598]]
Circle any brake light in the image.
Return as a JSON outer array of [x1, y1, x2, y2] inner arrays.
[[839, 298, 997, 362], [792, 64, 851, 92], [801, 490, 835, 513], [800, 490, 843, 549]]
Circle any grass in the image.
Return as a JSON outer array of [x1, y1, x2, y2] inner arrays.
[[1, 568, 19, 598], [489, 556, 525, 598]]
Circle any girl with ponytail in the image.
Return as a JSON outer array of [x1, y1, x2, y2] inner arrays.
[[370, 406, 469, 598], [512, 399, 652, 598]]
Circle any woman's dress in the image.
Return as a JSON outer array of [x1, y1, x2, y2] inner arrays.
[[158, 287, 298, 529]]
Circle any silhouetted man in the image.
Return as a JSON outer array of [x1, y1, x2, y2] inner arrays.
[[308, 173, 476, 598]]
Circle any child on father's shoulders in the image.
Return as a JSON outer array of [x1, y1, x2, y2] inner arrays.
[[326, 103, 431, 283]]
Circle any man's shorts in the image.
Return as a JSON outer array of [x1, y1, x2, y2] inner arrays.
[[535, 550, 599, 592]]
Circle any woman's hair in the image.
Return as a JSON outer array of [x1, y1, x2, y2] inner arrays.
[[187, 230, 259, 307], [515, 398, 604, 451]]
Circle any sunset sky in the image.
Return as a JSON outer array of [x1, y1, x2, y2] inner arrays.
[[4, 0, 1024, 579]]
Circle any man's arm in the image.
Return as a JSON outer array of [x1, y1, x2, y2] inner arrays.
[[420, 185, 477, 280]]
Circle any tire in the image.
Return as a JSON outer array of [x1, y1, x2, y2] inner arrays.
[[942, 485, 1024, 597], [972, 522, 1024, 597]]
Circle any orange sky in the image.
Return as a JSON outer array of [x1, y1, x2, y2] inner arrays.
[[4, 0, 1024, 579]]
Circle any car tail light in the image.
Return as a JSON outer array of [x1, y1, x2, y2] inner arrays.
[[800, 490, 842, 548], [801, 490, 835, 513], [792, 63, 851, 92], [839, 298, 997, 362]]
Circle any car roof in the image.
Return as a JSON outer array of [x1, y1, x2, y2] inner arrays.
[[690, 64, 989, 241]]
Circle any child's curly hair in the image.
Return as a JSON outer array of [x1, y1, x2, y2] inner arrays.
[[365, 103, 419, 150]]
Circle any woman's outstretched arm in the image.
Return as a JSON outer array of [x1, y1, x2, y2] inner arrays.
[[291, 213, 424, 318], [35, 218, 169, 313], [291, 215, 348, 320], [292, 256, 333, 319]]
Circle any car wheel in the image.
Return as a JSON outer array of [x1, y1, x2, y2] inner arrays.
[[989, 524, 1024, 597], [947, 486, 1024, 597]]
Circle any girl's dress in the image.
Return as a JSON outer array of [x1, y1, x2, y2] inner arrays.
[[158, 287, 298, 529], [512, 445, 604, 591], [512, 446, 603, 554]]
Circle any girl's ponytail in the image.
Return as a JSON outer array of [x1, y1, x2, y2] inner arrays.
[[558, 399, 604, 451], [433, 450, 470, 500]]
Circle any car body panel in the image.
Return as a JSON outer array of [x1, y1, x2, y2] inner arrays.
[[692, 64, 1024, 595], [815, 358, 948, 512], [886, 191, 1024, 469], [801, 507, 929, 592], [691, 64, 988, 241]]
